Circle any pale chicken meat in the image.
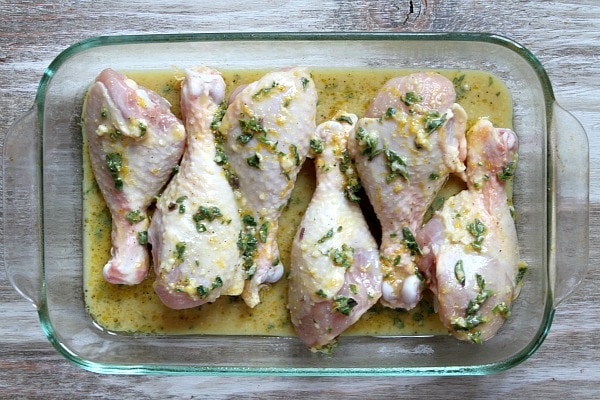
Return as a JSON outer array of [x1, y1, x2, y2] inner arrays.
[[417, 119, 524, 343], [148, 67, 244, 309], [288, 114, 382, 350], [82, 68, 186, 285], [219, 67, 318, 307], [348, 72, 467, 310]]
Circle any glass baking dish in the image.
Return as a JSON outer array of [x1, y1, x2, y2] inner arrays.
[[2, 32, 589, 375]]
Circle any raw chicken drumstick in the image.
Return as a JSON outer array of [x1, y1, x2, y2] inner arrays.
[[288, 113, 382, 350], [349, 72, 468, 310], [82, 68, 186, 285], [417, 119, 525, 343], [148, 67, 244, 309], [219, 67, 318, 307]]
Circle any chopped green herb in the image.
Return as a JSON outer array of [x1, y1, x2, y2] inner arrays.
[[105, 152, 124, 190], [301, 77, 310, 89], [246, 153, 261, 169], [138, 122, 147, 136], [402, 227, 422, 256], [468, 331, 483, 344], [425, 111, 448, 135], [100, 108, 108, 118], [214, 147, 228, 165], [429, 172, 439, 180], [393, 255, 401, 266], [492, 302, 511, 318], [498, 161, 516, 181], [349, 284, 358, 295], [253, 81, 282, 99], [331, 244, 354, 269], [384, 107, 397, 119], [336, 114, 354, 124], [467, 219, 486, 251], [384, 146, 409, 183], [402, 91, 423, 106], [259, 221, 269, 243], [290, 144, 300, 166], [210, 101, 227, 132], [454, 259, 465, 286], [238, 115, 267, 145], [310, 138, 324, 154], [317, 228, 335, 244], [316, 289, 327, 298], [256, 134, 277, 150], [110, 129, 122, 141], [451, 315, 486, 331], [242, 214, 257, 226], [356, 127, 383, 160], [172, 165, 179, 175], [333, 296, 357, 316], [175, 242, 186, 263], [196, 276, 224, 299], [193, 205, 223, 232], [137, 231, 148, 245], [339, 150, 362, 202], [126, 210, 146, 225]]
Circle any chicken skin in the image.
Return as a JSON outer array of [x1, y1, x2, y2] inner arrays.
[[288, 113, 382, 350], [82, 68, 186, 285], [219, 67, 318, 307], [348, 72, 467, 310], [417, 119, 525, 343], [148, 67, 244, 309]]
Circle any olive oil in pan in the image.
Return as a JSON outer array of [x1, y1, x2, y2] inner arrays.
[[83, 68, 513, 336]]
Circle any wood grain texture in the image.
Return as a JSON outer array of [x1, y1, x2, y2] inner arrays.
[[1, 0, 598, 398]]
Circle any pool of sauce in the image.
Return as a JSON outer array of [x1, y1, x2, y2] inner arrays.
[[83, 68, 513, 336]]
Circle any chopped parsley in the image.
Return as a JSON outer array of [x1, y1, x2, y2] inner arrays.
[[355, 127, 383, 160], [246, 153, 261, 169], [384, 146, 409, 183], [492, 302, 511, 318], [196, 276, 224, 299], [402, 226, 422, 256], [467, 218, 486, 251], [137, 231, 148, 245], [331, 244, 354, 269], [454, 259, 465, 286], [259, 221, 269, 243], [498, 161, 516, 181], [336, 114, 354, 124], [175, 242, 186, 263], [192, 205, 223, 233], [425, 111, 448, 135], [301, 77, 310, 88], [333, 295, 357, 316], [310, 138, 324, 154], [238, 115, 267, 145], [105, 152, 123, 190], [317, 228, 335, 244], [126, 210, 146, 225], [252, 81, 283, 99], [289, 144, 300, 166], [401, 91, 422, 106]]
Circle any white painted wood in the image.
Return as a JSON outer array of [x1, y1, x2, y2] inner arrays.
[[1, 0, 598, 397]]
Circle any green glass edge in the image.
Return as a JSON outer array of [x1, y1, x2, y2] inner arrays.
[[33, 32, 557, 376]]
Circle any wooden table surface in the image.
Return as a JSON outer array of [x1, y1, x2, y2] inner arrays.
[[1, 1, 598, 398]]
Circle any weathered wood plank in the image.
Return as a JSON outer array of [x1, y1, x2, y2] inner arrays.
[[1, 0, 598, 398]]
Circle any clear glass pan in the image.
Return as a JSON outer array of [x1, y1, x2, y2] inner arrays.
[[2, 32, 589, 375]]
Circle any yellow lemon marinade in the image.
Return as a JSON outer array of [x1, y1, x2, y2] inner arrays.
[[83, 68, 512, 336]]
